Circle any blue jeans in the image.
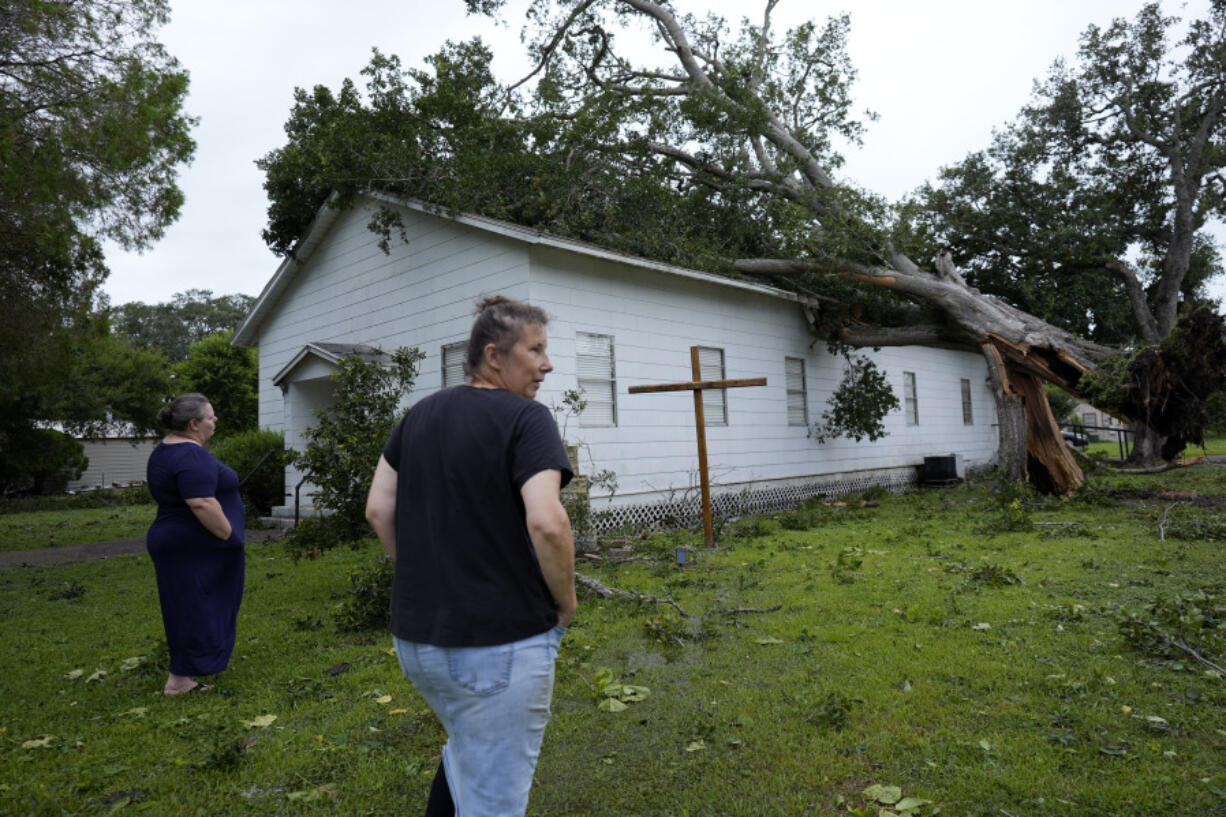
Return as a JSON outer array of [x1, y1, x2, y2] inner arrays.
[[394, 626, 566, 817]]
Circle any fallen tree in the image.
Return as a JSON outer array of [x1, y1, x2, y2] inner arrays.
[[259, 0, 1226, 492], [477, 0, 1226, 490]]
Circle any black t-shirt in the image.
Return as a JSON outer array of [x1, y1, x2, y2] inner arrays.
[[382, 385, 574, 647]]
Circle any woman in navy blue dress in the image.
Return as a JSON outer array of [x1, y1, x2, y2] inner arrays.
[[146, 393, 245, 695]]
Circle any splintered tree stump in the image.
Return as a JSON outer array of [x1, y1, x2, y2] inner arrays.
[[983, 337, 1086, 494], [1012, 368, 1084, 494]]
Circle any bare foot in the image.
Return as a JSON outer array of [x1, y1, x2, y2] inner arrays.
[[163, 672, 212, 695]]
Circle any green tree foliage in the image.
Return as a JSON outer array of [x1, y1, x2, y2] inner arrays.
[[809, 353, 900, 443], [1044, 384, 1079, 426], [0, 0, 194, 472], [902, 2, 1225, 348], [173, 331, 258, 436], [48, 328, 171, 439], [256, 38, 835, 272], [0, 323, 170, 495], [291, 347, 424, 543], [0, 429, 88, 496], [111, 290, 255, 363]]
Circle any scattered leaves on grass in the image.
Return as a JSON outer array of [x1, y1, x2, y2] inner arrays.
[[240, 714, 277, 729], [63, 669, 83, 680], [116, 707, 147, 718], [374, 694, 392, 705], [755, 636, 784, 645], [685, 739, 706, 752], [86, 668, 107, 683], [859, 783, 937, 814], [21, 736, 54, 749], [119, 656, 146, 672], [286, 784, 337, 802], [864, 783, 902, 804], [590, 667, 650, 712]]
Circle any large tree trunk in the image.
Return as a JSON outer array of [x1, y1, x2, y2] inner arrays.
[[983, 344, 1026, 481], [1127, 424, 1166, 466]]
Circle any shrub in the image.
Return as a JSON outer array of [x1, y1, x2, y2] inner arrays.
[[333, 555, 393, 632], [0, 485, 152, 515], [211, 429, 287, 515], [293, 347, 424, 543], [284, 515, 362, 561]]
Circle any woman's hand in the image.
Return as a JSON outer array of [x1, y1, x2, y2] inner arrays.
[[185, 496, 233, 540]]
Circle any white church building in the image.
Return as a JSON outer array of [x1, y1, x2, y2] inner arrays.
[[233, 193, 1000, 530]]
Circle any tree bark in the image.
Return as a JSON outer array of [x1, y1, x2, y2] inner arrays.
[[1012, 366, 1084, 494], [1127, 423, 1166, 466], [982, 344, 1026, 481]]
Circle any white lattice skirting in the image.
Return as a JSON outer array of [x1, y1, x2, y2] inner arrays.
[[590, 467, 919, 534]]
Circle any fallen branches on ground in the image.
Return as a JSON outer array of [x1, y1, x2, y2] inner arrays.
[[576, 572, 689, 617]]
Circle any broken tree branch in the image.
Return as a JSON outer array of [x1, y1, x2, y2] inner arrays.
[[576, 572, 690, 617]]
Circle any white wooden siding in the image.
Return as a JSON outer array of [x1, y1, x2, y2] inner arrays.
[[526, 245, 998, 504], [67, 439, 158, 490], [252, 202, 536, 498], [248, 201, 999, 510]]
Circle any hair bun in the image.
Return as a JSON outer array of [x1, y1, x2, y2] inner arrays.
[[474, 295, 512, 314]]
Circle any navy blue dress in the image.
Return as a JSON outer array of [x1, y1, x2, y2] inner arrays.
[[146, 442, 246, 676]]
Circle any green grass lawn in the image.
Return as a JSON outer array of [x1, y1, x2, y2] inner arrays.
[[2, 464, 1224, 816], [0, 505, 155, 552], [1085, 434, 1226, 459]]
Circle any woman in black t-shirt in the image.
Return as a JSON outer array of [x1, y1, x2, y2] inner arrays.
[[366, 296, 575, 817]]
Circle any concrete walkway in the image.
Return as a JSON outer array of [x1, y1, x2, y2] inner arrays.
[[0, 528, 286, 570]]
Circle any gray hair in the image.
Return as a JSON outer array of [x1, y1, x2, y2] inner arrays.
[[157, 393, 210, 431], [463, 296, 549, 377]]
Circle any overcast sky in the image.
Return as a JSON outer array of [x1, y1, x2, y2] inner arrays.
[[101, 0, 1223, 307]]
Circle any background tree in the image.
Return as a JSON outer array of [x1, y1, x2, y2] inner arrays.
[[903, 1, 1226, 461], [0, 0, 194, 481], [47, 328, 171, 438], [111, 290, 255, 362], [173, 331, 258, 436], [0, 429, 88, 496]]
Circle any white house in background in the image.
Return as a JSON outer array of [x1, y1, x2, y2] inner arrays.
[[40, 424, 158, 491], [232, 194, 1000, 529], [1072, 401, 1126, 440]]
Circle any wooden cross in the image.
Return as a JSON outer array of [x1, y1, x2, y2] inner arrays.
[[629, 346, 767, 546]]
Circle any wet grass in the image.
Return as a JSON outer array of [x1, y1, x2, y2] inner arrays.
[[1085, 434, 1226, 459], [0, 505, 155, 552], [2, 462, 1225, 815]]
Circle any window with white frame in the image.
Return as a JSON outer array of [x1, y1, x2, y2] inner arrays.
[[961, 378, 973, 425], [441, 341, 466, 388], [903, 371, 918, 425], [1083, 411, 1097, 427], [785, 357, 808, 426], [576, 332, 617, 427], [697, 346, 727, 426]]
